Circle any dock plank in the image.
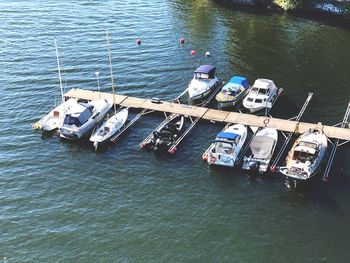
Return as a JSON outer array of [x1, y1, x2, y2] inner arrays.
[[203, 109, 230, 122], [121, 97, 146, 108], [65, 88, 127, 105], [140, 100, 208, 117]]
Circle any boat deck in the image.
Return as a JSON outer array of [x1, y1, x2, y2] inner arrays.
[[64, 88, 350, 141]]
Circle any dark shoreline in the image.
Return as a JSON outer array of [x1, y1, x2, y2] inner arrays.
[[214, 0, 350, 29]]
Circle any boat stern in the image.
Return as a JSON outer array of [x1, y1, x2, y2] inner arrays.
[[208, 153, 235, 167]]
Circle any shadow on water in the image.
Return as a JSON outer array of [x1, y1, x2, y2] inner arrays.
[[291, 10, 350, 31], [213, 0, 350, 31], [276, 175, 347, 213]]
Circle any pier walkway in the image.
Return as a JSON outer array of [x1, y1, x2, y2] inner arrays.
[[64, 88, 350, 141]]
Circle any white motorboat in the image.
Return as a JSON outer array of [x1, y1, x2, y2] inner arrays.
[[59, 99, 112, 140], [242, 79, 278, 113], [33, 39, 79, 132], [279, 128, 328, 189], [89, 108, 128, 150], [205, 124, 247, 167], [242, 127, 278, 173], [215, 76, 249, 109], [187, 65, 221, 102]]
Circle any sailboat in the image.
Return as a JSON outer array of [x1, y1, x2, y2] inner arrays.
[[89, 31, 129, 151], [32, 38, 78, 132]]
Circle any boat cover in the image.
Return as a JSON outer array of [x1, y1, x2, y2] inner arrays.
[[253, 79, 275, 90], [229, 76, 249, 89], [217, 132, 239, 140], [195, 65, 216, 79], [250, 136, 276, 159]]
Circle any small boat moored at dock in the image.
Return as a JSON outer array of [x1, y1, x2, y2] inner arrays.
[[141, 114, 186, 153], [242, 79, 278, 113], [89, 107, 129, 150], [204, 124, 247, 167], [187, 65, 221, 103], [33, 39, 80, 133], [279, 128, 328, 189], [34, 98, 78, 132], [89, 30, 129, 151], [242, 127, 278, 174], [59, 99, 112, 140], [215, 76, 249, 109]]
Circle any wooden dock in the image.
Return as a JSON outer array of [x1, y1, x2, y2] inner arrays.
[[64, 88, 350, 141]]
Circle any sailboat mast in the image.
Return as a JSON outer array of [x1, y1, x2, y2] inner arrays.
[[106, 30, 117, 115], [54, 38, 64, 104]]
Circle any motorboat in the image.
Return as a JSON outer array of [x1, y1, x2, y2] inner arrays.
[[144, 114, 186, 153], [242, 79, 278, 113], [89, 107, 128, 151], [205, 124, 247, 167], [242, 127, 278, 173], [59, 99, 112, 140], [215, 76, 249, 109], [187, 65, 221, 102], [279, 128, 328, 189]]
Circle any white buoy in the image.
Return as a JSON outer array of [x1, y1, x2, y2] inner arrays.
[[205, 51, 210, 57]]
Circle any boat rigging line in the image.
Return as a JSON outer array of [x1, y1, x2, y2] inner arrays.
[[322, 101, 350, 181]]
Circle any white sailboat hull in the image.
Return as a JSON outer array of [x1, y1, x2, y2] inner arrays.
[[89, 108, 129, 149], [38, 98, 77, 132]]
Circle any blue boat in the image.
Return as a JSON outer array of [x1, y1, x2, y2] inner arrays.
[[215, 76, 249, 109]]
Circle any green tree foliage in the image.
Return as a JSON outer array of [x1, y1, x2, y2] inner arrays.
[[273, 0, 299, 11]]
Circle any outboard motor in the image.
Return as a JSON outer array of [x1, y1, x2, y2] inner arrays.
[[249, 161, 259, 172]]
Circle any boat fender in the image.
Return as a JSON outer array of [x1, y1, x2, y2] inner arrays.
[[270, 165, 277, 173], [263, 117, 270, 126]]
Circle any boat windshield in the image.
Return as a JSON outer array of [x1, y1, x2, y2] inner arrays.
[[298, 141, 318, 149], [293, 150, 315, 163], [252, 87, 268, 95], [214, 141, 234, 155], [194, 72, 210, 80], [63, 115, 82, 127]]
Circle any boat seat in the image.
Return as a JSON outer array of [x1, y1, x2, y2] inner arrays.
[[224, 147, 233, 154], [164, 123, 177, 132]]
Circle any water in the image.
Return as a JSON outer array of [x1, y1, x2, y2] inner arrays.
[[1, 0, 350, 262]]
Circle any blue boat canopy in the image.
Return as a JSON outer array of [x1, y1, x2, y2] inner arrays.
[[229, 76, 249, 89], [217, 132, 239, 140], [194, 65, 216, 79]]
